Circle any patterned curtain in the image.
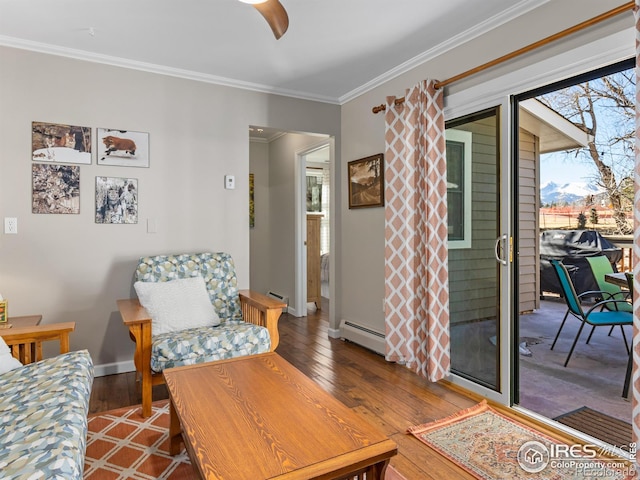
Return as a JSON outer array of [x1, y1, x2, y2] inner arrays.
[[384, 79, 450, 382], [634, 0, 640, 465]]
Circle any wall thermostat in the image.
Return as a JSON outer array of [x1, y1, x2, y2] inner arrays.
[[224, 175, 235, 190]]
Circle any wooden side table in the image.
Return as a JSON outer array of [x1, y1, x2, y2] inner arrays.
[[2, 315, 43, 362], [6, 315, 43, 329]]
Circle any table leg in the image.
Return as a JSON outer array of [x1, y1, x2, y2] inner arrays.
[[168, 399, 182, 456], [371, 459, 390, 480]]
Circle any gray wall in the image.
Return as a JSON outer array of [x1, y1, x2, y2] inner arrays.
[[0, 46, 340, 374], [249, 141, 270, 295]]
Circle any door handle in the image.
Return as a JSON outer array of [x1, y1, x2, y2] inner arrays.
[[495, 234, 508, 266]]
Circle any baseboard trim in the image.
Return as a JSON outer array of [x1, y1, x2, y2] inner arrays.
[[287, 305, 305, 317], [327, 327, 341, 339], [94, 360, 135, 378]]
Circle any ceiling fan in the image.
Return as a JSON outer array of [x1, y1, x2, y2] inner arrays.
[[238, 0, 289, 40]]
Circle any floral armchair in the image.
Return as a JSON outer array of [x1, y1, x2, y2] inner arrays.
[[118, 252, 286, 417]]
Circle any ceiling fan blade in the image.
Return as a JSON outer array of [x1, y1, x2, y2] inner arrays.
[[253, 0, 289, 40]]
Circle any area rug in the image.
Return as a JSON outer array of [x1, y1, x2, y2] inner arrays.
[[554, 406, 632, 449], [84, 401, 406, 480], [84, 401, 194, 479], [408, 400, 635, 480]]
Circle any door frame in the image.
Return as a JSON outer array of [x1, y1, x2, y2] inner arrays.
[[443, 99, 514, 406], [293, 139, 334, 318], [440, 27, 631, 408]]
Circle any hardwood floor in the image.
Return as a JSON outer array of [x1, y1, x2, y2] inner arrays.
[[89, 305, 480, 479]]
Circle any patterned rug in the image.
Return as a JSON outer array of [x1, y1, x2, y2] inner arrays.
[[408, 400, 635, 480], [84, 401, 406, 480], [84, 401, 193, 479]]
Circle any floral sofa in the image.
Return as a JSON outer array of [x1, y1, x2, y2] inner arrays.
[[0, 334, 93, 479], [118, 252, 286, 417]]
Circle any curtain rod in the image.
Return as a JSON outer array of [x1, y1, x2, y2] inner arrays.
[[372, 1, 634, 114]]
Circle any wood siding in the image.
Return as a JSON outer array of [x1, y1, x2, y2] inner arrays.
[[449, 116, 498, 325], [518, 129, 540, 313]]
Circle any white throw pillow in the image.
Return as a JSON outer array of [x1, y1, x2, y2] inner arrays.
[[134, 275, 220, 336], [0, 335, 23, 375]]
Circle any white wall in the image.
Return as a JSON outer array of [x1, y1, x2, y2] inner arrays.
[[0, 46, 340, 374], [338, 0, 632, 349]]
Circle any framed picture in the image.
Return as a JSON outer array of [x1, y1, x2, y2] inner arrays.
[[306, 169, 322, 212], [249, 173, 255, 228], [97, 128, 149, 167], [0, 300, 7, 325], [95, 176, 138, 224], [348, 153, 384, 209], [32, 122, 91, 164], [32, 164, 80, 214]]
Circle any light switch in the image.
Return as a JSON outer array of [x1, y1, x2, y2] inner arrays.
[[225, 175, 235, 190]]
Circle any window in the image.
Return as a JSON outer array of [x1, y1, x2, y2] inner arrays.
[[446, 129, 472, 248]]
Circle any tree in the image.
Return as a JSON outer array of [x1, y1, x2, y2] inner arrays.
[[577, 211, 587, 229], [537, 68, 634, 234]]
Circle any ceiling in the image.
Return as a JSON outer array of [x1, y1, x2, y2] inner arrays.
[[0, 0, 549, 105]]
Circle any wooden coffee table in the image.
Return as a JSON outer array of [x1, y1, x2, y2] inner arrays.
[[163, 352, 397, 480]]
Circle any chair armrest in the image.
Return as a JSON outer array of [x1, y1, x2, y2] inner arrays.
[[238, 290, 286, 351], [118, 298, 152, 326], [1, 322, 75, 364], [117, 298, 153, 375], [585, 299, 635, 318]]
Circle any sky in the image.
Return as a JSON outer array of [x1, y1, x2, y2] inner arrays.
[[540, 152, 595, 186]]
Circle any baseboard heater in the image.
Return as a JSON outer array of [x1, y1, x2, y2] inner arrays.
[[341, 320, 385, 355], [266, 291, 289, 313]]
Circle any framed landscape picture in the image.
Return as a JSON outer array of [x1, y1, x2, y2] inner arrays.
[[249, 173, 255, 228], [97, 128, 149, 167], [348, 153, 384, 209]]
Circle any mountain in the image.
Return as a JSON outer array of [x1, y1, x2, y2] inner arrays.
[[540, 181, 604, 206]]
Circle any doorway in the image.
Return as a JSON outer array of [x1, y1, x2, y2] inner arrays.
[[248, 127, 333, 320], [513, 58, 634, 446], [301, 144, 331, 313]]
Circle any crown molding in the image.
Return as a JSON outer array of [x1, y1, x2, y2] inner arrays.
[[0, 35, 341, 105], [250, 131, 287, 143], [338, 0, 551, 104]]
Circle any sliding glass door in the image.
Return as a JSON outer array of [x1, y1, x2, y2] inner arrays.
[[447, 107, 504, 392]]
